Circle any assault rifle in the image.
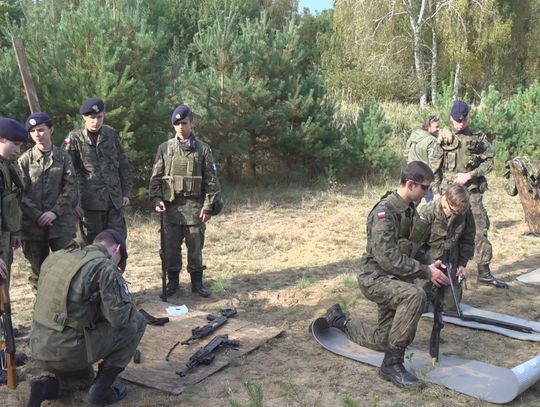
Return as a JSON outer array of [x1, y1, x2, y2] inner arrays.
[[0, 277, 17, 388], [176, 335, 240, 377], [181, 308, 237, 345], [429, 279, 445, 365], [159, 213, 167, 302]]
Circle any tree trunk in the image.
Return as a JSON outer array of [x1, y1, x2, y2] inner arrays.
[[509, 159, 540, 233], [430, 24, 438, 105], [453, 62, 461, 99]]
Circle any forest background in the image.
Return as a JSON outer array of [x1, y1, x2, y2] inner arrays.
[[1, 0, 539, 200]]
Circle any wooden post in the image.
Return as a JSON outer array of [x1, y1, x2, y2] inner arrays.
[[509, 159, 540, 233], [11, 37, 41, 113]]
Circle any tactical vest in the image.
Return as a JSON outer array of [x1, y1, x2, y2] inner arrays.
[[33, 247, 104, 332], [161, 140, 202, 202], [0, 161, 24, 232], [440, 132, 488, 192]]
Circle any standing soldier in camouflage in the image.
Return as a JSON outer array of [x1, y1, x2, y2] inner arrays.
[[27, 230, 146, 407], [410, 184, 475, 311], [324, 162, 449, 389], [431, 100, 507, 288], [404, 115, 440, 202], [63, 97, 132, 247], [149, 104, 222, 298], [18, 112, 77, 290], [0, 118, 28, 282]]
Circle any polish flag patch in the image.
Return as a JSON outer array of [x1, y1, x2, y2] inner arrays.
[[377, 211, 386, 219], [63, 138, 71, 145]]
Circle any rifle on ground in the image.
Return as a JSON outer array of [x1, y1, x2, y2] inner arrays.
[[181, 308, 237, 345], [445, 260, 533, 334], [159, 213, 167, 302], [176, 334, 240, 377], [0, 278, 17, 388]]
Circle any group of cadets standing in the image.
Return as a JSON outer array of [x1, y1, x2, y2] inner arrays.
[[0, 98, 221, 406]]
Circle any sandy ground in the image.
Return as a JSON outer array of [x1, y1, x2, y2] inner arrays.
[[2, 177, 539, 406]]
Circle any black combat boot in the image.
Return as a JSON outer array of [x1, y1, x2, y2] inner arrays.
[[84, 365, 126, 406], [477, 264, 509, 289], [160, 271, 180, 299], [325, 304, 349, 332], [190, 271, 211, 297], [378, 346, 424, 389], [27, 376, 60, 407]]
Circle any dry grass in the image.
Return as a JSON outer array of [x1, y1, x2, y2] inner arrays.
[[3, 176, 540, 406]]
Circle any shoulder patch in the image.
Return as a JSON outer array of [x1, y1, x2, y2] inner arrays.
[[211, 162, 218, 174], [63, 137, 71, 145], [377, 211, 386, 219]]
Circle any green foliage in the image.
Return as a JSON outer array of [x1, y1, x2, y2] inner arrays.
[[228, 380, 264, 407], [341, 394, 361, 407], [211, 276, 232, 296]]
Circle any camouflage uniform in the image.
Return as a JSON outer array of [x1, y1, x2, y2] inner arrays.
[[430, 127, 494, 266], [30, 244, 145, 396], [346, 192, 430, 351], [410, 199, 476, 310], [18, 145, 77, 288], [0, 158, 25, 281], [404, 128, 436, 164], [148, 135, 221, 284], [63, 125, 132, 241]]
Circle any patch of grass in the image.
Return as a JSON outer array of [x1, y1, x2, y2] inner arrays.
[[211, 276, 232, 296], [295, 276, 315, 290], [338, 294, 358, 314], [228, 380, 264, 407], [341, 394, 360, 407], [340, 273, 358, 289]]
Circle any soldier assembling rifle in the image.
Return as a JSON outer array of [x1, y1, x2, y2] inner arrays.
[[149, 104, 222, 298], [323, 161, 449, 389]]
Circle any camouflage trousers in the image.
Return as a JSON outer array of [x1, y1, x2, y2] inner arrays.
[[0, 232, 13, 285], [162, 220, 205, 281], [35, 317, 145, 397], [469, 192, 492, 265], [81, 205, 127, 242], [23, 234, 75, 290], [346, 273, 426, 351]]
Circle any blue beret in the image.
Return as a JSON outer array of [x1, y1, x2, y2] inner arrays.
[[80, 97, 105, 115], [101, 228, 128, 264], [171, 104, 193, 124], [0, 118, 29, 142], [25, 112, 53, 131], [451, 100, 469, 122]]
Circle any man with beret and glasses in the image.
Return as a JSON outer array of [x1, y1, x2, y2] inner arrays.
[[149, 104, 222, 298], [63, 98, 133, 262], [18, 112, 77, 290], [0, 118, 28, 283], [430, 100, 507, 288]]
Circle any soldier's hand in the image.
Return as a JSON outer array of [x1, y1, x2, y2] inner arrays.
[[37, 211, 57, 226], [0, 258, 8, 279], [155, 201, 166, 213], [122, 196, 130, 206], [199, 208, 211, 223], [453, 172, 472, 185], [74, 206, 85, 218], [429, 260, 450, 287], [11, 233, 23, 250], [456, 265, 467, 278]]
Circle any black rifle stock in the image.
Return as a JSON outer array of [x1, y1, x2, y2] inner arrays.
[[159, 213, 167, 302], [429, 283, 444, 365], [181, 308, 237, 345], [176, 334, 240, 377], [0, 278, 17, 388]]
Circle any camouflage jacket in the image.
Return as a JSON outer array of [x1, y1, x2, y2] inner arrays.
[[63, 125, 132, 210], [358, 191, 431, 284], [30, 244, 143, 363], [404, 128, 436, 164], [410, 200, 475, 268], [430, 126, 495, 194], [18, 145, 77, 240], [0, 157, 24, 264], [149, 135, 221, 225]]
